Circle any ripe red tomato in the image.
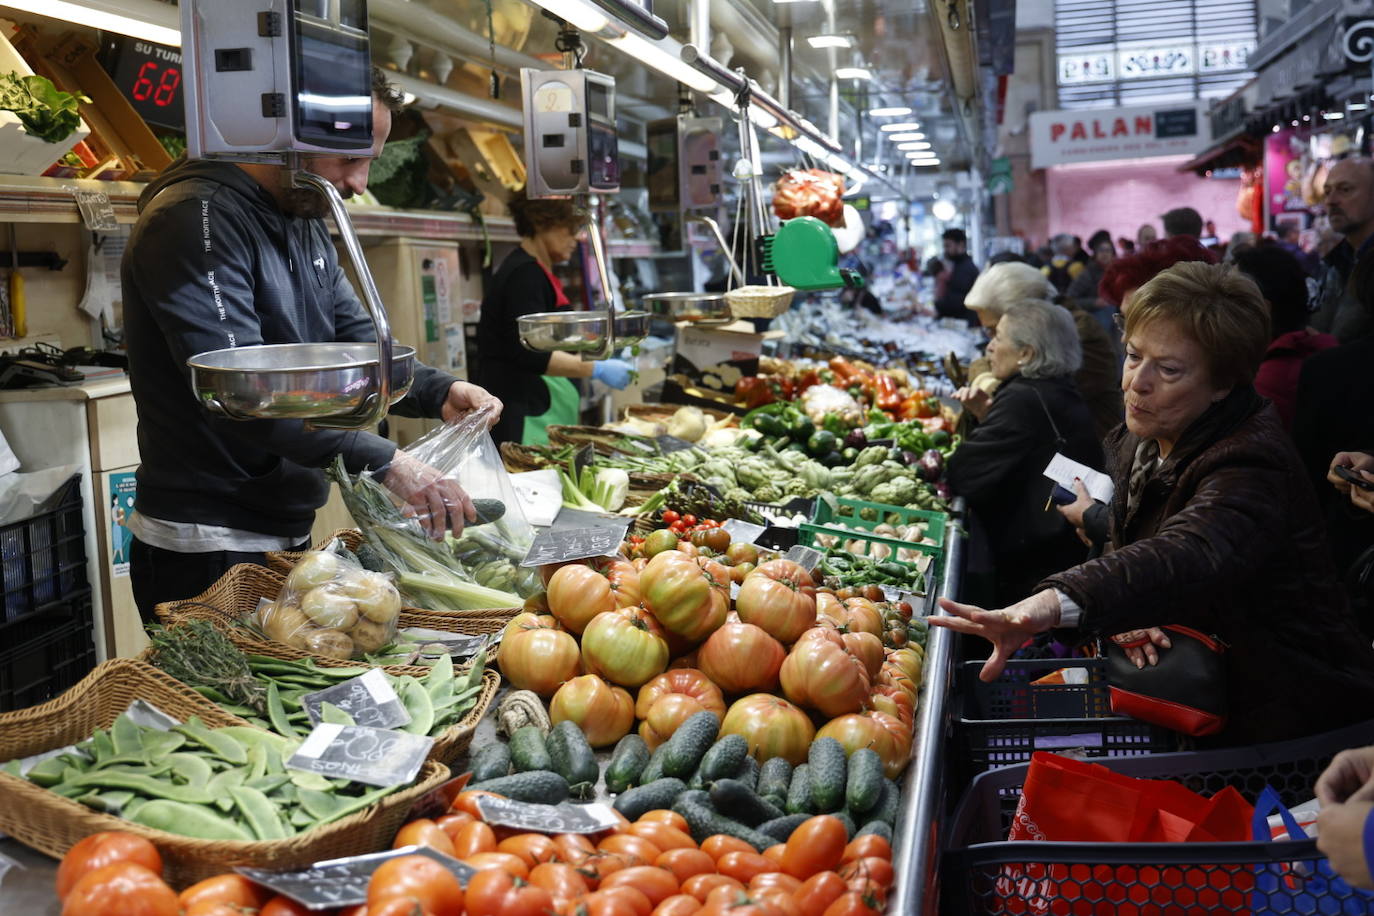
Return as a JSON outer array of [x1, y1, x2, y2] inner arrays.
[[259, 898, 314, 916], [57, 832, 163, 900], [367, 855, 465, 916], [662, 510, 680, 524], [781, 817, 847, 880], [464, 863, 555, 916], [530, 861, 592, 903], [779, 631, 870, 718], [497, 615, 581, 696], [697, 623, 786, 694], [581, 608, 671, 689], [598, 866, 681, 907], [178, 874, 273, 911], [682, 515, 697, 526], [394, 818, 458, 857], [735, 562, 817, 644], [60, 862, 179, 916], [550, 674, 636, 747], [790, 872, 847, 916], [719, 694, 816, 766]]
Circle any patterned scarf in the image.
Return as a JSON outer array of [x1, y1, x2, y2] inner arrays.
[[1126, 437, 1161, 519]]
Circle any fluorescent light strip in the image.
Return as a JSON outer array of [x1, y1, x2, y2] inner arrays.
[[610, 32, 717, 92], [807, 35, 852, 49], [888, 132, 925, 141], [898, 141, 931, 151], [6, 0, 181, 45], [880, 122, 922, 132], [869, 106, 913, 117], [834, 67, 872, 80], [529, 0, 610, 30], [910, 160, 940, 167]]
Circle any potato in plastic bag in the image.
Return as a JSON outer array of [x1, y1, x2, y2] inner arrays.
[[257, 543, 403, 659]]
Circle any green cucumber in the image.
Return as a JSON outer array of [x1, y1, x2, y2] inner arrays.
[[470, 770, 569, 804], [661, 711, 720, 778], [671, 791, 775, 852], [687, 762, 708, 792], [472, 498, 507, 525], [786, 764, 815, 815], [546, 721, 598, 798], [872, 779, 900, 827], [732, 754, 760, 792], [845, 748, 883, 815], [509, 726, 553, 773], [856, 820, 893, 842], [699, 735, 748, 783], [469, 742, 512, 782], [808, 738, 847, 813], [757, 813, 811, 843], [708, 778, 785, 827], [756, 758, 793, 807], [833, 810, 857, 840], [612, 777, 687, 821], [606, 734, 652, 794], [638, 743, 671, 785]]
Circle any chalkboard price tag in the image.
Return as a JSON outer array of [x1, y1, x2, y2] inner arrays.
[[238, 845, 475, 910], [287, 724, 433, 788], [302, 669, 411, 730], [521, 525, 628, 567], [399, 628, 490, 661], [477, 797, 623, 834], [70, 188, 118, 231], [656, 435, 696, 454], [784, 544, 823, 571], [721, 519, 766, 545], [407, 774, 472, 820]]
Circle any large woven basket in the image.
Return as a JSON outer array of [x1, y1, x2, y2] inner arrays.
[[264, 528, 365, 575], [500, 441, 557, 473], [547, 424, 656, 456], [0, 658, 449, 888], [625, 403, 734, 426], [726, 284, 796, 319]]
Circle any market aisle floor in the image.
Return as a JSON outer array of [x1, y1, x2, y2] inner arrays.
[[0, 838, 60, 914]]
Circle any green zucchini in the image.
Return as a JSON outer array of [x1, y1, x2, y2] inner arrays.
[[808, 738, 847, 812], [469, 742, 512, 782], [756, 758, 793, 807], [845, 748, 883, 815], [856, 820, 893, 843], [546, 721, 599, 798], [605, 734, 651, 794], [662, 712, 721, 778], [470, 770, 569, 804], [708, 778, 785, 827], [757, 813, 811, 843], [699, 735, 748, 783], [638, 743, 671, 785], [672, 791, 775, 852], [509, 726, 553, 773], [612, 777, 687, 821], [786, 764, 815, 815]]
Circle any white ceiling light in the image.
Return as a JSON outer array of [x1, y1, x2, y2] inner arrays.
[[888, 132, 926, 141], [898, 141, 932, 151], [609, 32, 717, 92], [1351, 102, 1370, 111], [869, 106, 912, 117], [911, 159, 941, 168], [931, 199, 957, 220], [834, 67, 872, 80], [907, 149, 937, 158], [807, 35, 853, 49], [5, 0, 181, 46], [880, 122, 922, 132], [1324, 111, 1346, 120]]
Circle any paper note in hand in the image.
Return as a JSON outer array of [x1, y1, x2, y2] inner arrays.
[[1042, 453, 1114, 504]]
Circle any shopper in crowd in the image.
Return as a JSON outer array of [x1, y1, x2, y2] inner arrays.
[[1043, 233, 1086, 294], [1162, 206, 1203, 239], [475, 189, 633, 447], [1137, 223, 1158, 249], [948, 300, 1102, 604], [1224, 231, 1257, 260], [1086, 229, 1113, 256], [1232, 243, 1336, 429], [928, 228, 981, 326], [121, 67, 501, 621], [932, 261, 1374, 747], [1315, 746, 1374, 889], [1118, 237, 1136, 256], [1065, 236, 1116, 336], [1277, 222, 1319, 276], [1313, 157, 1374, 342]]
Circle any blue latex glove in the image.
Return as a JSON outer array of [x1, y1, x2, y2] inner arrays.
[[592, 358, 634, 390]]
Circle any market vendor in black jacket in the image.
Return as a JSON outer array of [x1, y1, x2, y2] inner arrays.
[[122, 69, 500, 622], [946, 299, 1103, 603]]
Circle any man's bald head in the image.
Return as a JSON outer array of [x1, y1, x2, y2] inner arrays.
[[1325, 157, 1374, 246]]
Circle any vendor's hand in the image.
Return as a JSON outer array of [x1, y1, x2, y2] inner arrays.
[[1353, 476, 1374, 514], [592, 359, 635, 390], [1110, 627, 1171, 669], [953, 385, 992, 422], [1057, 478, 1095, 530], [1317, 746, 1374, 805], [928, 589, 1062, 682], [1317, 800, 1374, 889], [442, 382, 502, 426], [382, 450, 475, 540], [1328, 451, 1374, 494]]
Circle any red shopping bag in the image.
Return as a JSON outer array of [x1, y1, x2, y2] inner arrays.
[[997, 752, 1254, 915]]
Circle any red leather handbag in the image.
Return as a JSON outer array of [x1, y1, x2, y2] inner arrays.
[[1103, 625, 1228, 737]]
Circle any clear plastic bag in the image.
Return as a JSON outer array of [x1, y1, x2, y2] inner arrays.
[[258, 543, 402, 658]]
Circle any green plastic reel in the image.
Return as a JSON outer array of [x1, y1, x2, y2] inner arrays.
[[762, 216, 864, 291]]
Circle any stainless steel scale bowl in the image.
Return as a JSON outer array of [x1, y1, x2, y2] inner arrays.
[[517, 310, 651, 354], [641, 292, 732, 325]]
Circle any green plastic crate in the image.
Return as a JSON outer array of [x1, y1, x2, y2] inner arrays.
[[798, 523, 940, 595], [811, 497, 949, 547]]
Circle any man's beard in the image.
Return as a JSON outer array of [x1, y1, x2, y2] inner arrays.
[[280, 186, 349, 219]]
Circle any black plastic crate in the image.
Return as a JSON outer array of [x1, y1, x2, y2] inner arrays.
[[941, 717, 1374, 914], [0, 592, 96, 712], [0, 473, 88, 626], [958, 658, 1176, 774]]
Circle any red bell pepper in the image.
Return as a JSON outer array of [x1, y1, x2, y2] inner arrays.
[[874, 375, 902, 411]]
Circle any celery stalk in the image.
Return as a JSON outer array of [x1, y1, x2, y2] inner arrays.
[[397, 571, 522, 610]]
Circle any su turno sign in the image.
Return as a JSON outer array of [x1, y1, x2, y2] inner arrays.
[[1028, 101, 1212, 170]]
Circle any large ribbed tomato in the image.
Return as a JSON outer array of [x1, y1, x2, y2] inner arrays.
[[779, 628, 870, 717], [592, 557, 643, 608], [840, 631, 885, 680], [550, 675, 635, 747], [697, 622, 785, 694], [887, 647, 924, 683], [639, 552, 728, 642], [546, 564, 617, 634], [57, 832, 164, 901], [817, 712, 911, 778], [735, 561, 816, 645], [498, 613, 581, 696], [720, 694, 815, 765], [581, 607, 670, 688], [839, 599, 884, 638], [635, 669, 726, 719]]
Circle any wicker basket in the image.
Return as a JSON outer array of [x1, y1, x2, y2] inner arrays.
[[264, 528, 364, 576], [726, 284, 796, 319], [547, 424, 656, 456], [0, 658, 449, 888], [500, 441, 557, 473], [624, 403, 735, 426]]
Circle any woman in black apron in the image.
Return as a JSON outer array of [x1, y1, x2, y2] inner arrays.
[[475, 191, 633, 446]]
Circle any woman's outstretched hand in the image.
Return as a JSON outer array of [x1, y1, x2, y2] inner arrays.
[[927, 589, 1063, 682]]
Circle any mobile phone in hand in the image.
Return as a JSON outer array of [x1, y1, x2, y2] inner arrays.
[[1335, 465, 1374, 491]]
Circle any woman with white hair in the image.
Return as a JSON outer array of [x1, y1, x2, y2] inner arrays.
[[965, 262, 1123, 440], [947, 300, 1103, 602]]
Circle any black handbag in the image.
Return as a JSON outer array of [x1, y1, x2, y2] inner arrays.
[[1103, 625, 1228, 737]]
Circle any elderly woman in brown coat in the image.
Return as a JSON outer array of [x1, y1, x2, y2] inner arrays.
[[932, 261, 1374, 747]]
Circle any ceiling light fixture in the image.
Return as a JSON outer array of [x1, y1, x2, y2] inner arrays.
[[609, 32, 718, 92], [880, 121, 922, 132], [910, 159, 941, 168], [5, 0, 181, 45], [888, 132, 926, 141], [869, 106, 912, 117], [1351, 102, 1369, 111], [807, 35, 853, 49], [834, 67, 872, 80], [529, 0, 611, 32], [931, 199, 957, 220], [898, 141, 932, 151], [1324, 111, 1346, 120]]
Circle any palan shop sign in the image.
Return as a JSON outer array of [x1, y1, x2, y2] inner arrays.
[[1029, 101, 1211, 169]]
